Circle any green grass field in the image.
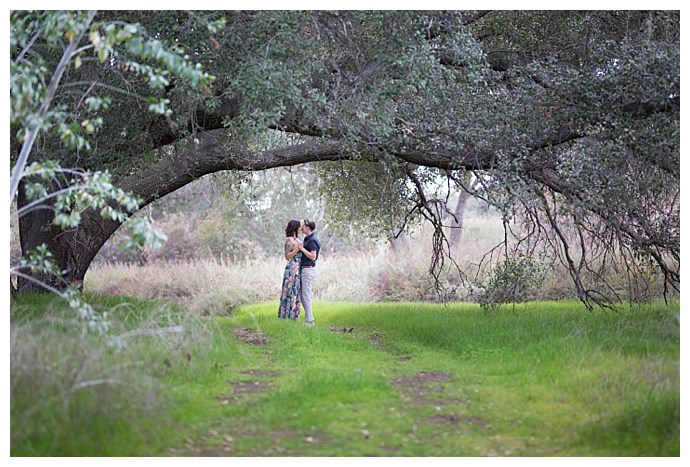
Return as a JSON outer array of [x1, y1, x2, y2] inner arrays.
[[10, 295, 679, 456]]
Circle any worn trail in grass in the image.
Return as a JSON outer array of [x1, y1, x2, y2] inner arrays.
[[171, 301, 679, 456], [10, 296, 679, 456]]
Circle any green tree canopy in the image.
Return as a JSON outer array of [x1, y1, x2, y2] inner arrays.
[[11, 11, 679, 307]]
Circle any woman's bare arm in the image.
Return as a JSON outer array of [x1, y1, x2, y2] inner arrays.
[[284, 238, 300, 260]]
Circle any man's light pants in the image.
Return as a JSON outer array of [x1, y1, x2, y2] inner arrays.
[[301, 268, 317, 323]]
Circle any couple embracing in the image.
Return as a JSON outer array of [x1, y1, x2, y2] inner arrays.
[[278, 219, 320, 326]]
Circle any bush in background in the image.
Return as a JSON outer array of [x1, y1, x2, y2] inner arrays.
[[477, 254, 545, 311]]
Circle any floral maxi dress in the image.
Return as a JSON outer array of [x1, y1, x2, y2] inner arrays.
[[278, 238, 302, 320]]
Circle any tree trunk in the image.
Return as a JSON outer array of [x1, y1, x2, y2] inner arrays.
[[16, 179, 114, 293], [448, 188, 471, 249], [448, 175, 477, 250], [16, 180, 63, 292]]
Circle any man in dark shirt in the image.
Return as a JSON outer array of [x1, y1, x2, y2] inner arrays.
[[297, 219, 320, 326]]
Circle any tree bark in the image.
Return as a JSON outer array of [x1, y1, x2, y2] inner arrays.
[[17, 180, 65, 292], [16, 178, 116, 293]]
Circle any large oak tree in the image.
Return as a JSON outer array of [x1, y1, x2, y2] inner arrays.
[[11, 11, 679, 306]]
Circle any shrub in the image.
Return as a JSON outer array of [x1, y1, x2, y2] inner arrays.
[[478, 253, 545, 310]]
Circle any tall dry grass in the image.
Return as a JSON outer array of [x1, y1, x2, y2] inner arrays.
[[83, 215, 670, 313], [84, 217, 513, 311]]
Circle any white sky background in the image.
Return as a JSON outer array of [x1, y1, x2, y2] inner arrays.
[[2, 3, 687, 466]]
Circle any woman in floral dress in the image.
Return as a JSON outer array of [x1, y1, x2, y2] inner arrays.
[[278, 219, 303, 320]]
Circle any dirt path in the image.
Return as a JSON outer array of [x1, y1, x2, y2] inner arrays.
[[172, 326, 488, 456]]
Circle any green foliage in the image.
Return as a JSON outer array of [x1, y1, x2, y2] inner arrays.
[[10, 10, 217, 333], [48, 171, 141, 227], [478, 254, 545, 310], [316, 158, 417, 241], [11, 10, 214, 160], [119, 217, 167, 252], [10, 11, 90, 130], [18, 244, 60, 276]]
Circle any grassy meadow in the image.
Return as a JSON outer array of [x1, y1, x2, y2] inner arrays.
[[10, 294, 679, 456]]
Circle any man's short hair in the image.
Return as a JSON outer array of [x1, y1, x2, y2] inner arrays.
[[303, 219, 316, 231]]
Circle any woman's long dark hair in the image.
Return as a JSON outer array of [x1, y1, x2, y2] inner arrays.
[[285, 219, 301, 237]]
